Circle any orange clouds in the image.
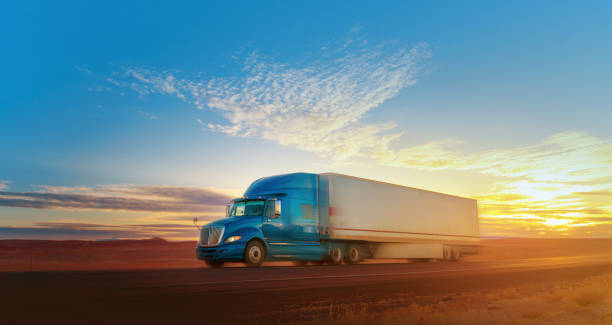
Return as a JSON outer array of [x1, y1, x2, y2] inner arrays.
[[0, 185, 236, 240], [0, 185, 232, 213], [377, 132, 612, 237]]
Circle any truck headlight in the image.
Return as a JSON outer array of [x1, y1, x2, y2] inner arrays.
[[224, 235, 242, 243]]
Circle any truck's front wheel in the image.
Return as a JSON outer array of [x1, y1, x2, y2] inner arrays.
[[244, 240, 265, 267]]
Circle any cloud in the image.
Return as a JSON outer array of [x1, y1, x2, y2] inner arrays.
[[0, 222, 199, 240], [138, 110, 159, 120], [75, 66, 92, 74], [120, 41, 431, 160], [577, 190, 612, 196], [0, 180, 10, 190], [0, 226, 145, 240], [86, 85, 112, 92], [475, 180, 611, 237], [380, 131, 612, 183], [0, 185, 232, 213]]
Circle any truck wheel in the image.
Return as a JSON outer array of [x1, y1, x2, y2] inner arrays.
[[328, 247, 343, 265], [244, 240, 265, 267], [345, 245, 361, 264], [205, 260, 224, 268]]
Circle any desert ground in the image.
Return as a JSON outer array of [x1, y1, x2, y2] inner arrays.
[[298, 272, 612, 325], [1, 238, 611, 324]]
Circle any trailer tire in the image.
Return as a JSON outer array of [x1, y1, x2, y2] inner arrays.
[[244, 240, 265, 267], [328, 247, 344, 265], [443, 246, 451, 261], [451, 248, 461, 262], [205, 260, 224, 268], [345, 245, 361, 264], [409, 258, 431, 263]]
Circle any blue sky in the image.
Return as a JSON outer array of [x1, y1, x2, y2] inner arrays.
[[1, 1, 611, 239]]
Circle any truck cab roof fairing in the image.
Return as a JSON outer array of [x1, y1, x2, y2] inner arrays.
[[243, 173, 318, 201], [232, 193, 287, 202]]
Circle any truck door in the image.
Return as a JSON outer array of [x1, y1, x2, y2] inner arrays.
[[262, 199, 289, 256]]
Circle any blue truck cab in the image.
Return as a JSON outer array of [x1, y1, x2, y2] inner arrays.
[[196, 173, 338, 267]]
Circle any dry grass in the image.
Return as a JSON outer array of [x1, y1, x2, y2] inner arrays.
[[571, 284, 609, 306], [298, 273, 612, 325]]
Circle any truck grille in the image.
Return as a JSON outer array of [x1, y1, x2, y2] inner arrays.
[[199, 226, 224, 247]]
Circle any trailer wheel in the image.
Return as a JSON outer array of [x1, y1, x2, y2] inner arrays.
[[345, 245, 361, 264], [443, 247, 451, 261], [328, 247, 343, 265], [244, 240, 265, 267], [205, 260, 224, 268], [451, 249, 461, 262]]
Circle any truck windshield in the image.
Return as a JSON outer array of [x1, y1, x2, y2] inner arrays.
[[229, 200, 265, 217]]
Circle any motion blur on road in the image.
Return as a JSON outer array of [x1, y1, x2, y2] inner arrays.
[[2, 238, 611, 324]]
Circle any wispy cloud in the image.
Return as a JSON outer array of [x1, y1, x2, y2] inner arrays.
[[0, 222, 199, 240], [120, 41, 431, 160], [379, 132, 612, 183], [0, 180, 10, 190], [138, 110, 159, 120], [0, 226, 145, 240], [86, 85, 113, 92], [0, 185, 232, 213], [75, 66, 92, 74]]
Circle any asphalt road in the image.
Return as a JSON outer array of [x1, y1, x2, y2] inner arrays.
[[3, 254, 612, 324]]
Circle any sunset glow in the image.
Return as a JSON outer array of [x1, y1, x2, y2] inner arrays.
[[1, 2, 611, 240]]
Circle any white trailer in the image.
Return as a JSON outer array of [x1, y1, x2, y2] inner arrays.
[[323, 173, 479, 260]]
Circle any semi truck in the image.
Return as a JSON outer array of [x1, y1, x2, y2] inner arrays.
[[196, 173, 479, 267]]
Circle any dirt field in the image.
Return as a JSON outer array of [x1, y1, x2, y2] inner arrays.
[[0, 238, 201, 271], [2, 237, 611, 272]]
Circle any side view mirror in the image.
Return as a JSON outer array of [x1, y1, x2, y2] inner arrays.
[[274, 199, 281, 217], [225, 204, 230, 217], [268, 199, 281, 218]]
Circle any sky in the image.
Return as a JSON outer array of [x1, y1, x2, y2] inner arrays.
[[1, 1, 611, 240]]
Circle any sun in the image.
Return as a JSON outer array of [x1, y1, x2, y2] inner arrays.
[[541, 218, 573, 228]]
